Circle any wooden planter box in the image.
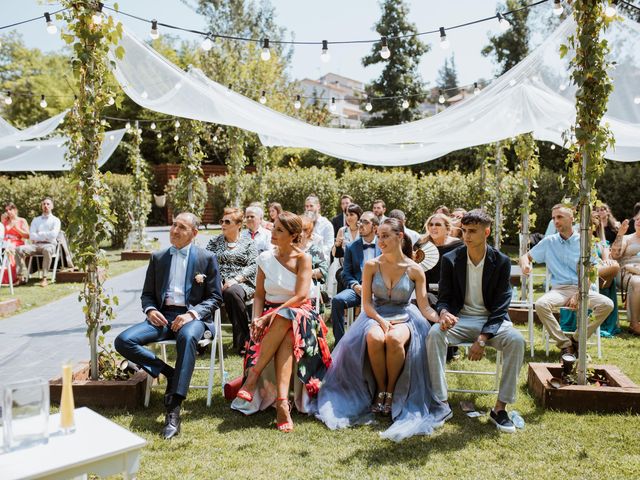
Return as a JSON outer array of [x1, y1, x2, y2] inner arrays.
[[56, 269, 87, 283], [50, 363, 149, 410], [0, 298, 20, 316], [528, 362, 640, 413], [120, 250, 152, 261]]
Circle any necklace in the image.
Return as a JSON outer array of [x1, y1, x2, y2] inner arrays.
[[225, 235, 239, 249]]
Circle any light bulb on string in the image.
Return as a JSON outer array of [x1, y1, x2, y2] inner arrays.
[[175, 120, 180, 128], [174, 134, 179, 142], [259, 91, 267, 104], [550, 144, 556, 150], [473, 82, 480, 95], [260, 39, 271, 61], [438, 90, 445, 104], [496, 12, 511, 32], [150, 20, 160, 40], [634, 96, 640, 105], [439, 27, 449, 50], [401, 99, 409, 109], [604, 2, 617, 18], [552, 0, 564, 16], [4, 92, 12, 105], [92, 2, 104, 25], [125, 122, 131, 130], [157, 132, 162, 139], [200, 36, 213, 51], [137, 128, 142, 134], [40, 95, 47, 108], [320, 40, 330, 63], [329, 97, 337, 112], [44, 12, 57, 34], [379, 37, 391, 59], [107, 96, 115, 106], [365, 101, 372, 112], [150, 122, 156, 130], [294, 95, 302, 110]]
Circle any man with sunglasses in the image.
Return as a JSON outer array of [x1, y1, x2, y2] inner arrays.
[[330, 212, 380, 344]]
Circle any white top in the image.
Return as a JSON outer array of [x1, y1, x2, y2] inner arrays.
[[241, 226, 272, 254], [29, 213, 61, 244], [313, 215, 334, 261], [459, 249, 489, 317], [405, 227, 420, 246], [257, 250, 312, 304]]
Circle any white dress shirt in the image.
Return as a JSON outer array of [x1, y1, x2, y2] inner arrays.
[[314, 215, 334, 260], [165, 244, 191, 307], [362, 237, 378, 264], [29, 214, 61, 244]]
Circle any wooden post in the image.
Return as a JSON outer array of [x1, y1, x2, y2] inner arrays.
[[494, 142, 503, 250], [576, 150, 591, 385], [520, 154, 530, 301]]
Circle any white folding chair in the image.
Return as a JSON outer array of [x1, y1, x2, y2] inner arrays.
[[144, 309, 224, 407], [509, 265, 535, 358], [445, 343, 503, 395], [544, 318, 602, 358], [26, 241, 62, 282], [0, 243, 15, 295]]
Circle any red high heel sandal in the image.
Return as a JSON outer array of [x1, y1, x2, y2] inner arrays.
[[236, 368, 259, 402], [275, 398, 294, 433]]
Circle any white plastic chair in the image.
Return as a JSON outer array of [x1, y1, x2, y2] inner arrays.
[[144, 309, 224, 407], [0, 242, 15, 295], [445, 342, 503, 395], [509, 265, 535, 357]]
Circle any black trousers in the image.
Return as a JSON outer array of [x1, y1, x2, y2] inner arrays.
[[223, 283, 251, 351]]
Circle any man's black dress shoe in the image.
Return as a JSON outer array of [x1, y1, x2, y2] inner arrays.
[[161, 406, 181, 439]]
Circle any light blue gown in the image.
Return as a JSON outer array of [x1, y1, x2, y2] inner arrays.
[[314, 269, 451, 441]]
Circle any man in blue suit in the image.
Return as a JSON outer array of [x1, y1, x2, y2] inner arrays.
[[330, 211, 380, 344], [115, 212, 222, 439]]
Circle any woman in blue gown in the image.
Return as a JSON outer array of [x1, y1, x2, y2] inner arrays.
[[315, 218, 452, 441]]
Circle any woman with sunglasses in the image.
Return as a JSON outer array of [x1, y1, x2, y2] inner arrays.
[[206, 207, 258, 354], [415, 213, 462, 293]]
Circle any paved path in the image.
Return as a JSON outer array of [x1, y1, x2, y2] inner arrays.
[[0, 227, 214, 385]]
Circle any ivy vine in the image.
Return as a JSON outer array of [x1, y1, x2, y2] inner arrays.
[[514, 133, 540, 235]]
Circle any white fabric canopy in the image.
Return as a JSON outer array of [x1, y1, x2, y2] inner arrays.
[[0, 111, 68, 149], [111, 15, 640, 165], [0, 129, 126, 172]]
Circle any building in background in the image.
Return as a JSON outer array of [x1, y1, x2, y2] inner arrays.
[[299, 73, 366, 128]]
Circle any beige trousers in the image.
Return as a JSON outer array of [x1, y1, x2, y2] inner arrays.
[[535, 285, 614, 348]]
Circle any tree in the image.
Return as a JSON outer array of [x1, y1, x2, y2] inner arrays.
[[482, 0, 530, 76], [362, 0, 428, 126], [436, 54, 460, 96]]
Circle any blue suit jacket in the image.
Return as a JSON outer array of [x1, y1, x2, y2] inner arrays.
[[141, 245, 223, 335], [436, 245, 512, 337], [343, 237, 382, 290]]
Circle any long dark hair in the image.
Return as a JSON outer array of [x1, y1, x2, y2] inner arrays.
[[382, 217, 413, 258]]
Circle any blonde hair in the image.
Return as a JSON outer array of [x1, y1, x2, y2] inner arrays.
[[419, 213, 451, 244]]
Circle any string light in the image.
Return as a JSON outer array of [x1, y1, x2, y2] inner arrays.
[[438, 90, 445, 104], [150, 122, 156, 130], [150, 20, 159, 40], [294, 95, 302, 110], [125, 122, 131, 130], [200, 36, 213, 51], [329, 97, 337, 112], [496, 12, 511, 32], [474, 82, 480, 95], [260, 39, 271, 61], [634, 96, 640, 104], [365, 101, 372, 112], [320, 40, 330, 63], [92, 2, 104, 25], [4, 91, 12, 105], [439, 27, 449, 50], [259, 91, 267, 104], [157, 132, 162, 139], [552, 0, 564, 16], [401, 99, 409, 109], [604, 1, 617, 18], [39, 95, 47, 108], [44, 12, 57, 34], [174, 134, 179, 141], [107, 96, 115, 105], [379, 37, 391, 59], [174, 120, 180, 128], [550, 144, 556, 150]]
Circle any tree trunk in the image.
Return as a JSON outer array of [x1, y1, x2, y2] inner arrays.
[[494, 143, 503, 250], [577, 150, 591, 385], [520, 154, 530, 301]]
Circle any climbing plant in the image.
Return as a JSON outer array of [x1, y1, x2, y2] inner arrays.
[[60, 0, 123, 380], [122, 123, 151, 249]]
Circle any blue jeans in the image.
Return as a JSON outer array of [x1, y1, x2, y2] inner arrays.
[[331, 288, 360, 344], [114, 307, 206, 398]]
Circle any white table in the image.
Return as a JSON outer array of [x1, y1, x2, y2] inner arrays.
[[0, 407, 146, 480]]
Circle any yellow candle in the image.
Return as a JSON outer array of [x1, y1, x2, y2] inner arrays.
[[60, 363, 75, 432]]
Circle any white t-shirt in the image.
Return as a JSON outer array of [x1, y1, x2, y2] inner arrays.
[[459, 249, 490, 317]]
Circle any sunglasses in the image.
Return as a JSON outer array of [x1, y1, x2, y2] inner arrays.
[[220, 219, 234, 225], [428, 222, 444, 227], [357, 220, 372, 226]]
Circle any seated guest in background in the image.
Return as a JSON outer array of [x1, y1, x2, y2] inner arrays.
[[428, 210, 525, 434], [332, 203, 362, 263], [521, 204, 614, 354], [450, 208, 467, 239], [233, 212, 332, 432], [304, 195, 334, 261], [1, 202, 30, 286], [265, 202, 282, 231], [590, 213, 620, 337], [315, 218, 450, 441], [300, 216, 329, 288], [416, 213, 463, 291], [115, 213, 222, 439], [330, 212, 380, 344], [628, 201, 639, 235], [611, 212, 640, 335], [331, 195, 353, 238], [16, 197, 61, 287], [242, 205, 272, 254], [207, 207, 258, 354], [596, 203, 620, 245], [372, 199, 387, 223], [434, 205, 451, 217], [387, 209, 419, 245]]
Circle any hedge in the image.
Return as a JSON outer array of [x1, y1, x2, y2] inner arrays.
[[0, 174, 141, 248]]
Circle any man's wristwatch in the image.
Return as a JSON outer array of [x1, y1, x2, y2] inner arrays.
[[477, 339, 486, 348]]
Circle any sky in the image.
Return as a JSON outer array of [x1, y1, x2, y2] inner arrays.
[[3, 0, 562, 88]]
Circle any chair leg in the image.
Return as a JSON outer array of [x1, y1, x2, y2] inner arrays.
[[27, 256, 33, 281], [494, 351, 503, 392], [51, 247, 60, 283], [596, 326, 602, 359], [144, 374, 152, 408], [544, 328, 550, 357]]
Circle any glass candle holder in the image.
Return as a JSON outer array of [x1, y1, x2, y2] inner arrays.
[[2, 378, 50, 451]]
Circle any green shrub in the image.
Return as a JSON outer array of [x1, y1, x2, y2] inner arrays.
[[105, 173, 139, 248]]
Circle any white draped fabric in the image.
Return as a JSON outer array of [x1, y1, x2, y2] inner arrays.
[[0, 111, 68, 149], [110, 16, 640, 165], [0, 129, 126, 172]]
